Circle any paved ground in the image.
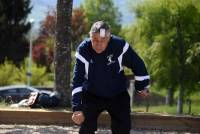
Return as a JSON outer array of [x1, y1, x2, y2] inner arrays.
[[0, 125, 198, 134]]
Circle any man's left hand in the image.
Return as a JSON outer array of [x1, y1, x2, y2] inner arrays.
[[137, 89, 150, 98]]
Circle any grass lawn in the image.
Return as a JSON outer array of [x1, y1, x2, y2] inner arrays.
[[131, 87, 200, 116], [0, 101, 8, 108], [132, 103, 200, 115]]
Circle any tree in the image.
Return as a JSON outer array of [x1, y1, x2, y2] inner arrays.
[[71, 8, 88, 50], [0, 0, 32, 65], [55, 0, 72, 106], [83, 0, 122, 35], [126, 0, 200, 113], [33, 9, 56, 71], [34, 7, 87, 69], [39, 9, 56, 40], [32, 43, 49, 66]]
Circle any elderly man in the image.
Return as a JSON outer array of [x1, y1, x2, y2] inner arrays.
[[71, 21, 150, 134]]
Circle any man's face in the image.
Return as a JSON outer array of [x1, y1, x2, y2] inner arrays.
[[90, 33, 110, 54]]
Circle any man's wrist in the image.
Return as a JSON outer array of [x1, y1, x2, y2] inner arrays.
[[72, 106, 82, 112]]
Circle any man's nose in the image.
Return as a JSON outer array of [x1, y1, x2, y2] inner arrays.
[[97, 43, 102, 47]]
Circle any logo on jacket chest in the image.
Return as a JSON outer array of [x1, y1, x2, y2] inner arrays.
[[107, 54, 115, 65]]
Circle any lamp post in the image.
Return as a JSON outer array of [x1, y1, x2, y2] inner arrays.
[[27, 18, 34, 86]]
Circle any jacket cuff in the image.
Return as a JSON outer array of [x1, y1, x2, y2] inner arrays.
[[72, 105, 82, 112], [135, 79, 149, 91]]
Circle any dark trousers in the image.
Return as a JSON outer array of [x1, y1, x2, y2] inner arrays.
[[79, 91, 131, 134]]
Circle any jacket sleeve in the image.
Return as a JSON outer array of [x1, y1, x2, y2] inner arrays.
[[122, 42, 150, 91], [71, 51, 86, 112]]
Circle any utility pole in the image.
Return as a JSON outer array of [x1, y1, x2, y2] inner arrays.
[[27, 18, 34, 86]]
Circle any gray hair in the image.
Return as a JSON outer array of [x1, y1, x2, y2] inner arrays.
[[89, 21, 111, 37]]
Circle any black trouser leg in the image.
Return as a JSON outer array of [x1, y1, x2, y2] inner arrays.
[[79, 109, 98, 134], [79, 92, 104, 134], [107, 91, 131, 134]]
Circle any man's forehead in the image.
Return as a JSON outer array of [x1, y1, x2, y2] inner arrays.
[[90, 33, 108, 40]]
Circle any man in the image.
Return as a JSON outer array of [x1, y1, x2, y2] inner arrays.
[[71, 21, 150, 134]]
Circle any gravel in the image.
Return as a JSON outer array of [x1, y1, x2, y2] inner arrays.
[[0, 125, 198, 134]]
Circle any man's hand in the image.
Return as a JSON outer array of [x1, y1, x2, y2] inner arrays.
[[72, 111, 85, 125], [137, 88, 150, 98]]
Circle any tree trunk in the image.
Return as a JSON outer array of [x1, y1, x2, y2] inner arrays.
[[55, 0, 73, 107], [176, 20, 185, 114], [165, 87, 174, 106]]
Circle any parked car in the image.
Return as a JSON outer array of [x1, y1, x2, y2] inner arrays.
[[0, 85, 52, 103]]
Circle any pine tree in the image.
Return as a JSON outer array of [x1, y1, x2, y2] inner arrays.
[[0, 0, 32, 65]]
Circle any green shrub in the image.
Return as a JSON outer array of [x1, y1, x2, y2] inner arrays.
[[0, 59, 54, 87], [15, 58, 51, 86], [0, 60, 19, 86]]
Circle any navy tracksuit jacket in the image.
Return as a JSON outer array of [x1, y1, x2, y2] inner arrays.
[[72, 35, 150, 112]]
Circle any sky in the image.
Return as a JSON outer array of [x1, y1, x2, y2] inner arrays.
[[28, 0, 134, 31]]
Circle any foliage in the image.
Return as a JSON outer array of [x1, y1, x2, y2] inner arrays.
[[33, 43, 48, 65], [72, 8, 88, 49], [0, 59, 53, 86], [39, 9, 56, 40], [15, 58, 50, 86], [185, 42, 200, 94], [33, 9, 55, 69], [125, 0, 200, 96], [33, 7, 87, 69], [83, 0, 122, 35], [0, 60, 18, 86], [0, 0, 32, 64]]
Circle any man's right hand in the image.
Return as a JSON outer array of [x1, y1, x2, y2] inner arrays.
[[72, 111, 85, 125]]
